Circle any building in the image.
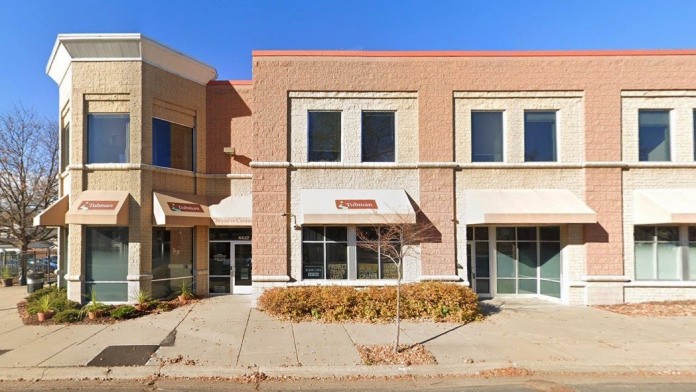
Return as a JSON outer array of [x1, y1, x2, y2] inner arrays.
[[35, 33, 696, 306]]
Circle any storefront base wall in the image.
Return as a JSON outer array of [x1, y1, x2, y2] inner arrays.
[[584, 282, 625, 305], [624, 285, 696, 303]]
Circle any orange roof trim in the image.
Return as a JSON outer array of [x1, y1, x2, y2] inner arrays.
[[252, 49, 696, 58], [208, 80, 253, 86]]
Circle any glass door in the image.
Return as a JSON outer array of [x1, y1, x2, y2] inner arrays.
[[466, 227, 491, 297], [232, 243, 252, 294], [209, 242, 231, 294]]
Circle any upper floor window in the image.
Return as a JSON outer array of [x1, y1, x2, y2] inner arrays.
[[361, 111, 395, 162], [61, 123, 70, 171], [87, 114, 129, 164], [639, 110, 670, 162], [153, 118, 194, 171], [308, 111, 341, 162], [524, 111, 557, 162], [471, 111, 503, 162]]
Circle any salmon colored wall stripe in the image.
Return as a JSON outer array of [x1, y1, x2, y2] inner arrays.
[[252, 49, 696, 58]]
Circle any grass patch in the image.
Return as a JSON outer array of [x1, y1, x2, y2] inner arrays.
[[258, 282, 482, 323]]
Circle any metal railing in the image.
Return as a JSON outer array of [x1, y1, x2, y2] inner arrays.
[[1, 250, 58, 286]]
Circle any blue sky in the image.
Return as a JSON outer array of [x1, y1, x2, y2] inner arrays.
[[2, 0, 696, 118]]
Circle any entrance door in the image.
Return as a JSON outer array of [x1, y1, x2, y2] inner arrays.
[[208, 241, 252, 295], [467, 227, 492, 297]]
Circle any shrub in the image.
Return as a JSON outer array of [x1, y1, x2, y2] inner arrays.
[[25, 287, 80, 315], [258, 282, 482, 323], [111, 305, 137, 320], [54, 309, 85, 323]]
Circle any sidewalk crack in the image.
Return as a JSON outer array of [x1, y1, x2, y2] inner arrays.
[[290, 323, 300, 366], [235, 307, 251, 367]]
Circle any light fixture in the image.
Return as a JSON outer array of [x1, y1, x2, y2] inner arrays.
[[281, 213, 301, 230], [223, 147, 236, 157]]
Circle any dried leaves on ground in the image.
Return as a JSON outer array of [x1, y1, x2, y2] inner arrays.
[[356, 344, 437, 366], [596, 300, 696, 317]]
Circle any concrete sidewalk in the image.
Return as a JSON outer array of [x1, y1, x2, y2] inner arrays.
[[1, 285, 695, 380]]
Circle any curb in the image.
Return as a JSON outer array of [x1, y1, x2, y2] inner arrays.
[[1, 361, 695, 381]]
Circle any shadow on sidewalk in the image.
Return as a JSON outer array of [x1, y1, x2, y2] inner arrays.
[[479, 301, 502, 316]]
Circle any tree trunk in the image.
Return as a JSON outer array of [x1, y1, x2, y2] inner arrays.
[[394, 262, 401, 353]]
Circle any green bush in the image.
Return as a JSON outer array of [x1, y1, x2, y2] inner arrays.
[[258, 282, 482, 323], [110, 305, 137, 320], [25, 286, 80, 315], [53, 309, 85, 323]]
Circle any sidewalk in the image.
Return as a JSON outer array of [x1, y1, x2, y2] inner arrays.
[[1, 285, 695, 380]]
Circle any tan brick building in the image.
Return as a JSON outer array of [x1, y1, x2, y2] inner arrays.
[[36, 34, 696, 305]]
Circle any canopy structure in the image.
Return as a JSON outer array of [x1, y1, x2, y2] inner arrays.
[[210, 195, 252, 226], [65, 191, 130, 225], [634, 189, 696, 224], [464, 189, 597, 225], [33, 195, 69, 227], [301, 189, 416, 225], [153, 192, 210, 227]]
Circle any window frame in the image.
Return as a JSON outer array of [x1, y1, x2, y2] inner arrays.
[[86, 113, 130, 164], [638, 109, 672, 162], [471, 110, 505, 163], [301, 226, 348, 280], [523, 110, 558, 162], [307, 110, 342, 163], [634, 225, 691, 281], [152, 116, 196, 172], [360, 110, 397, 163]]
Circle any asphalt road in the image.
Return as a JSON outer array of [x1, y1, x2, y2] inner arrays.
[[1, 375, 695, 391]]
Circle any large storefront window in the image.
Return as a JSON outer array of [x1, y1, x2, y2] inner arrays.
[[152, 228, 193, 299], [635, 226, 686, 281], [153, 118, 194, 171], [87, 114, 129, 164], [356, 226, 401, 279], [495, 226, 561, 298], [85, 227, 128, 302], [302, 227, 348, 279]]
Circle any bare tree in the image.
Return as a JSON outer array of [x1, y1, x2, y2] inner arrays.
[[0, 106, 59, 284], [356, 211, 437, 353]]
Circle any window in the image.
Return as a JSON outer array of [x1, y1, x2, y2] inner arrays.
[[466, 227, 490, 295], [61, 123, 70, 171], [87, 114, 129, 163], [524, 111, 557, 162], [153, 118, 194, 171], [85, 227, 128, 302], [635, 226, 682, 280], [693, 111, 696, 161], [496, 226, 561, 298], [308, 111, 341, 162], [152, 228, 193, 299], [362, 111, 395, 162], [302, 227, 347, 279], [689, 227, 696, 280], [639, 110, 670, 161], [471, 111, 503, 162], [356, 227, 401, 279]]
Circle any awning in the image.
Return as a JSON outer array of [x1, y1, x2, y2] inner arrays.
[[465, 189, 597, 224], [210, 195, 252, 226], [65, 191, 130, 225], [33, 195, 69, 227], [634, 189, 696, 224], [153, 192, 210, 227], [301, 189, 416, 225]]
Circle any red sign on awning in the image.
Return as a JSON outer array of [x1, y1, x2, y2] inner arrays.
[[335, 200, 378, 210], [167, 202, 204, 213]]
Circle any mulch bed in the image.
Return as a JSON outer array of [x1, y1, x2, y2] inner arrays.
[[16, 299, 196, 326], [356, 344, 437, 366], [595, 300, 696, 317]]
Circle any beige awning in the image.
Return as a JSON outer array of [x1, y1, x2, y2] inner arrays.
[[210, 195, 252, 226], [66, 191, 130, 225], [301, 189, 416, 225], [153, 192, 210, 227], [33, 195, 69, 227], [634, 189, 696, 224], [465, 189, 597, 224]]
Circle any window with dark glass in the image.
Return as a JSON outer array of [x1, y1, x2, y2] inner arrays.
[[524, 111, 557, 162], [302, 227, 347, 279], [85, 227, 128, 302], [361, 112, 395, 162], [61, 123, 70, 171], [639, 110, 671, 162], [152, 228, 194, 299], [87, 114, 129, 164], [308, 111, 341, 162], [466, 226, 491, 295], [153, 118, 194, 171], [356, 226, 402, 279], [471, 111, 503, 162]]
